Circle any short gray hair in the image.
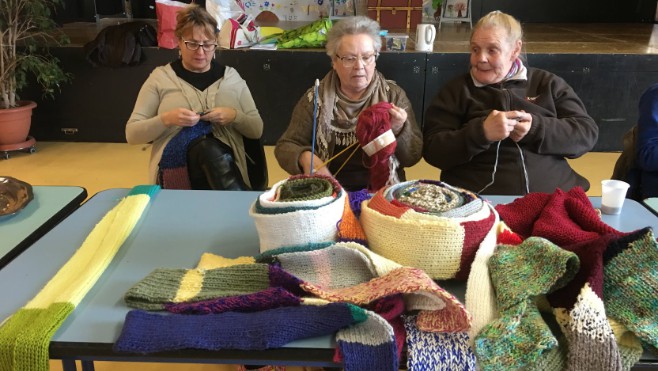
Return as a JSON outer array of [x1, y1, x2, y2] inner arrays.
[[325, 16, 382, 58]]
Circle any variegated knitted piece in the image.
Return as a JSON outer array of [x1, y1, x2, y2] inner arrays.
[[403, 315, 476, 371], [267, 241, 472, 333], [0, 185, 160, 371], [553, 284, 622, 371], [250, 174, 346, 252], [361, 181, 497, 280], [474, 237, 580, 371], [604, 228, 658, 349]]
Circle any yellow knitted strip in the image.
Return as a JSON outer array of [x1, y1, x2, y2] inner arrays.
[[196, 253, 255, 270], [25, 193, 151, 308], [173, 269, 205, 303], [0, 186, 158, 371]]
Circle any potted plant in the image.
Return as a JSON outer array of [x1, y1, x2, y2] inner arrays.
[[0, 0, 71, 152]]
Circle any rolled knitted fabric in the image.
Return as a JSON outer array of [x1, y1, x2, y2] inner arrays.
[[114, 303, 367, 353], [604, 228, 658, 349], [361, 180, 496, 280], [474, 237, 580, 370], [403, 315, 476, 371], [250, 174, 346, 252]]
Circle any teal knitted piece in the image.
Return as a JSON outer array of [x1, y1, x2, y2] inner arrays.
[[475, 237, 580, 370], [604, 228, 658, 349]]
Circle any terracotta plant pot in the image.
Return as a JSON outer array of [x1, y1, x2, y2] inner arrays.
[[0, 101, 37, 145]]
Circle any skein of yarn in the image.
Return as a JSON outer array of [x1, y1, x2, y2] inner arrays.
[[355, 102, 399, 192]]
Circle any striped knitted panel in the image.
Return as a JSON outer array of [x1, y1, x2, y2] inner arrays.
[[603, 228, 658, 349], [123, 264, 273, 310], [403, 315, 476, 371], [335, 310, 398, 371], [553, 284, 622, 371], [114, 303, 367, 353], [158, 121, 212, 190], [0, 185, 159, 371], [268, 241, 402, 278], [300, 266, 471, 332]]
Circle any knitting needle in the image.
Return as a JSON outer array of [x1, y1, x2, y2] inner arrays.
[[310, 79, 320, 175]]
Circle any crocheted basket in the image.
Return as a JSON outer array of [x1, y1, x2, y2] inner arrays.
[[360, 180, 497, 280], [249, 174, 346, 252]]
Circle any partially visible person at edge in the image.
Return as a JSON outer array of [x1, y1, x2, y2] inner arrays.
[[125, 4, 263, 190], [422, 10, 598, 195], [274, 16, 423, 191], [629, 83, 658, 199]]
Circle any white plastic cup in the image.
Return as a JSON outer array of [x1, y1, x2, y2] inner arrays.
[[601, 180, 630, 215]]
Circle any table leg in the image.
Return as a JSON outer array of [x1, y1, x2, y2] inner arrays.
[[61, 359, 77, 371], [81, 360, 96, 371]]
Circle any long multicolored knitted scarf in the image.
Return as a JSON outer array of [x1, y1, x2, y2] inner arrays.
[[158, 121, 212, 189], [0, 185, 160, 371]]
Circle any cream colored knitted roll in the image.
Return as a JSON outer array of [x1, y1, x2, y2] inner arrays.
[[250, 187, 346, 252], [361, 185, 495, 280]]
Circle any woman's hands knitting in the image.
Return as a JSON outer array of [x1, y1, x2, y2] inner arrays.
[[389, 103, 407, 135], [483, 109, 531, 142], [200, 107, 237, 126], [161, 108, 202, 127]]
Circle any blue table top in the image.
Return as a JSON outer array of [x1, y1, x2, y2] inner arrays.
[[0, 189, 656, 365], [0, 185, 86, 268]]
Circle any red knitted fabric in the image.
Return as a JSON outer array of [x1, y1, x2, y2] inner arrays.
[[494, 187, 631, 309], [355, 102, 397, 192]]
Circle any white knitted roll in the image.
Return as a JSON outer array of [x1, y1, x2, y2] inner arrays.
[[249, 189, 346, 252], [258, 179, 336, 209]]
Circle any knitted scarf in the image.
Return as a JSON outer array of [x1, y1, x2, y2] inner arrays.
[[494, 187, 648, 370], [157, 121, 212, 189], [116, 241, 472, 370], [249, 174, 346, 252], [0, 185, 160, 371]]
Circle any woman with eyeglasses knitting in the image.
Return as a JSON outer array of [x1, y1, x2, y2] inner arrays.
[[423, 11, 598, 195], [126, 4, 264, 191], [275, 16, 423, 192]]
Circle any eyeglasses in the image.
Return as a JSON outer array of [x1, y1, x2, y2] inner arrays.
[[183, 40, 218, 52], [335, 53, 379, 68]]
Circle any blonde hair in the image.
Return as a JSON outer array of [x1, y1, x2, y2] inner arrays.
[[472, 10, 523, 46], [174, 4, 218, 40]]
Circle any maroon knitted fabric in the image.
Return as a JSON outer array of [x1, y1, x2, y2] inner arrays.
[[355, 102, 396, 192], [494, 187, 630, 308]]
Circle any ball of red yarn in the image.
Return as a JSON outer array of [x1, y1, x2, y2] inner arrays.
[[355, 102, 397, 192]]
